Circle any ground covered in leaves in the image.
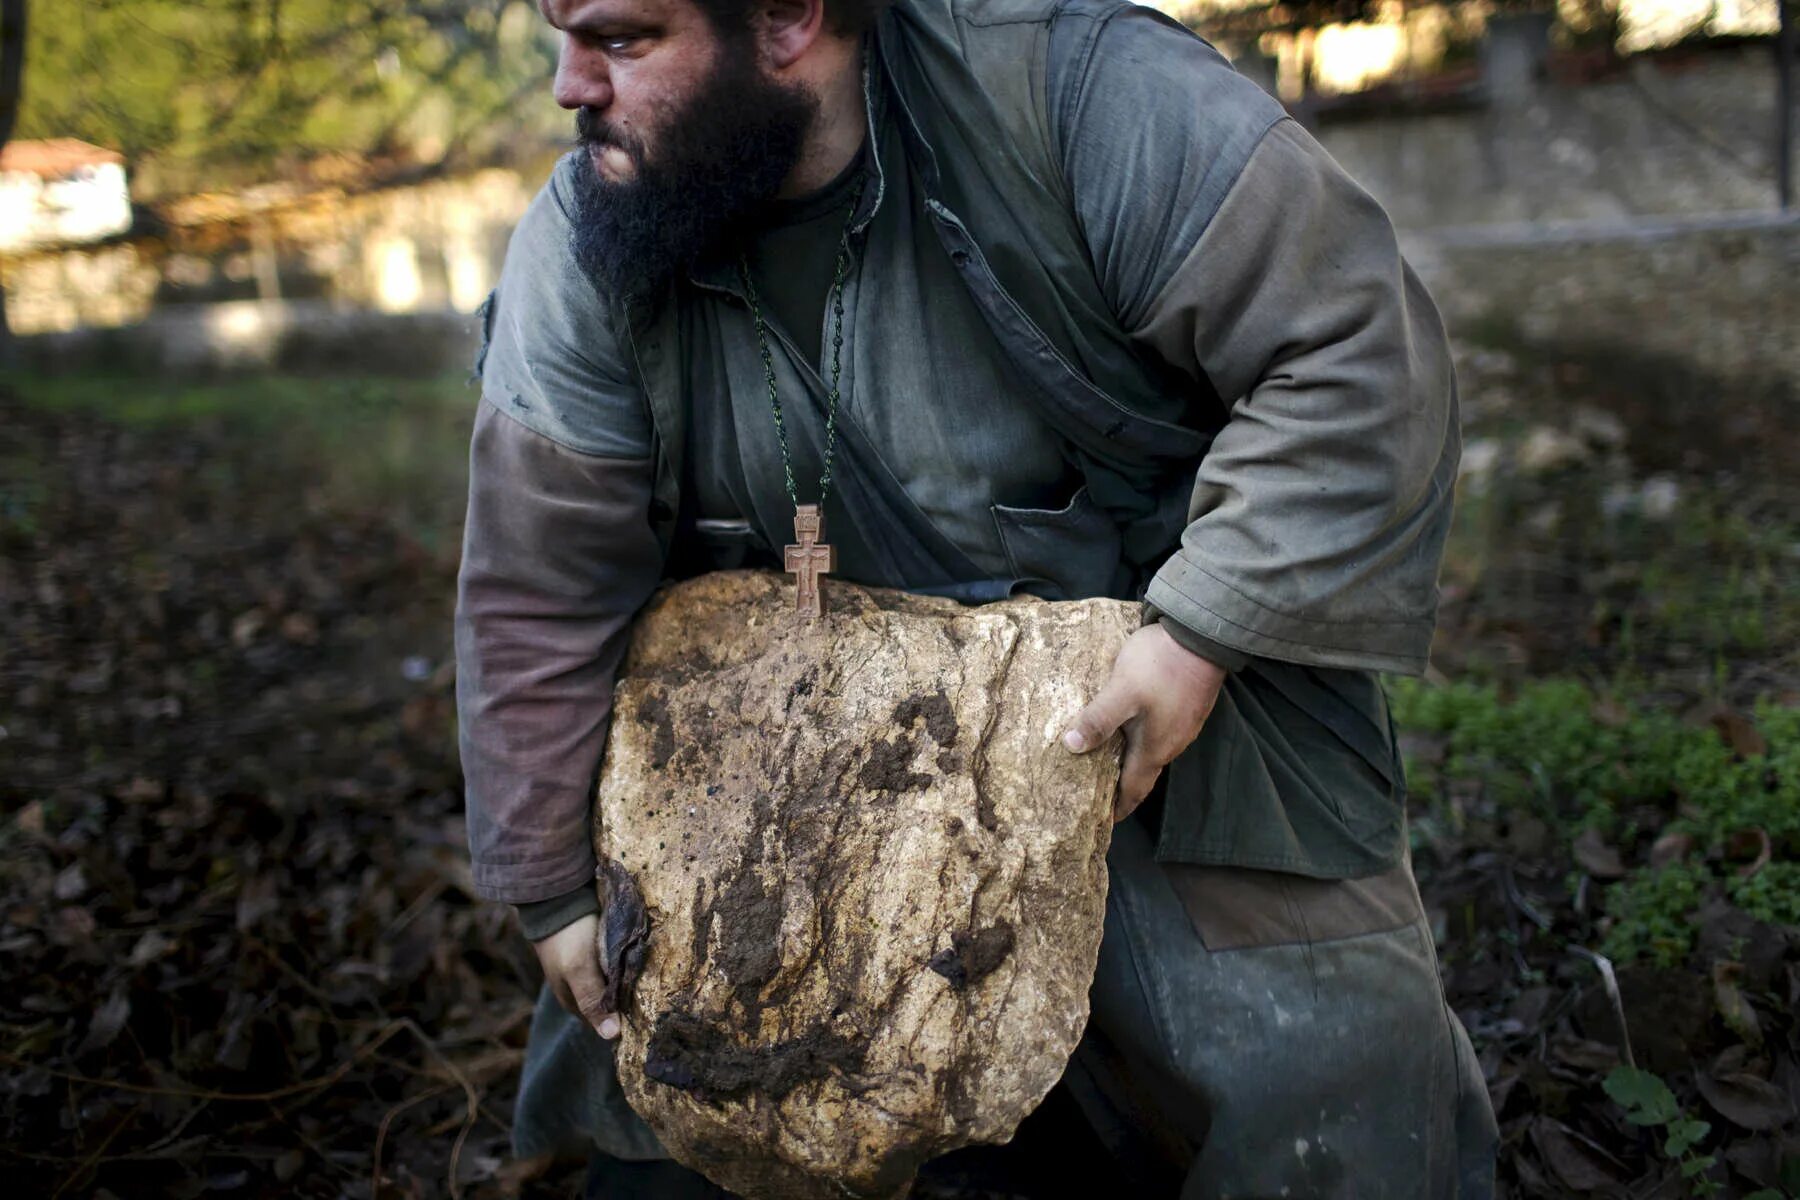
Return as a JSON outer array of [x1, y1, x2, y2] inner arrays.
[[1410, 343, 1800, 1197], [0, 375, 573, 1199], [1, 346, 1797, 1198]]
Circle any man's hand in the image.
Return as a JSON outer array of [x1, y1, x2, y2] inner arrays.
[[532, 913, 621, 1041], [1061, 623, 1227, 821]]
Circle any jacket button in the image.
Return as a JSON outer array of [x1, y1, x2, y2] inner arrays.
[[950, 249, 970, 267]]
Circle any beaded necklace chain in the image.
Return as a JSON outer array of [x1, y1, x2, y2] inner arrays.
[[736, 170, 867, 511], [736, 170, 867, 620]]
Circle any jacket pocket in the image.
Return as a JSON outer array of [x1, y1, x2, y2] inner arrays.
[[989, 485, 1129, 601], [1155, 667, 1406, 880], [670, 517, 777, 575]]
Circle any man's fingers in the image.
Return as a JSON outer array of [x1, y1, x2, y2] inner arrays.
[[1114, 721, 1163, 817], [563, 945, 620, 1040], [1062, 677, 1138, 755], [530, 915, 620, 1037], [1060, 623, 1228, 818]]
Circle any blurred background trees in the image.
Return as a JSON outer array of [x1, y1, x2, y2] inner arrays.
[[17, 0, 563, 198], [11, 0, 1788, 193]]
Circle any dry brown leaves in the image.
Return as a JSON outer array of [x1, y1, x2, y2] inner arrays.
[[1423, 829, 1800, 1195], [0, 396, 580, 1199]]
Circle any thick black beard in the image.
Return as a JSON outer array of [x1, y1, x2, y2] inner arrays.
[[568, 51, 818, 300]]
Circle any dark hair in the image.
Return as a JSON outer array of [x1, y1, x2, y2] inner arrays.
[[821, 0, 896, 35], [692, 0, 896, 39]]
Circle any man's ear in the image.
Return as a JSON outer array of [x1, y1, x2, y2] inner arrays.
[[756, 0, 828, 70]]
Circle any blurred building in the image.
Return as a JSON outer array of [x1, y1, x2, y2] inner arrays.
[[1159, 0, 1784, 98], [0, 165, 536, 337], [0, 139, 133, 253]]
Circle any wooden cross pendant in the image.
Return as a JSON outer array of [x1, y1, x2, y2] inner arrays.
[[784, 503, 836, 620]]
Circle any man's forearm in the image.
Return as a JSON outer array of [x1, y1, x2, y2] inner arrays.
[[455, 400, 665, 904]]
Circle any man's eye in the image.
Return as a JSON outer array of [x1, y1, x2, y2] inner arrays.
[[603, 35, 642, 52]]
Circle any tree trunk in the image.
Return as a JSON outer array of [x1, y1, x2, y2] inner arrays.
[[0, 0, 27, 357]]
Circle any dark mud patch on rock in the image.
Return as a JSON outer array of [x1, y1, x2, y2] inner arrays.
[[597, 858, 649, 1013], [706, 796, 785, 1014], [974, 785, 999, 832], [785, 668, 817, 714], [894, 689, 957, 747], [944, 1069, 979, 1127], [714, 867, 784, 1012], [636, 690, 678, 770], [644, 1011, 866, 1103], [928, 923, 1016, 990], [858, 734, 933, 794]]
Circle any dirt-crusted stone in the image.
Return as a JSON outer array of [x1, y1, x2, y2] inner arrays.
[[592, 570, 1133, 1200]]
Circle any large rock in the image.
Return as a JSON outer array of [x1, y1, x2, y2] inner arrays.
[[592, 570, 1134, 1199]]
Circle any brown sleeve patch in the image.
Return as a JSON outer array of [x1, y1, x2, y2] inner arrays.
[[1161, 859, 1424, 952]]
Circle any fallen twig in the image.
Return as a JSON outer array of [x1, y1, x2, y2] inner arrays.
[[1, 1019, 412, 1102], [52, 1101, 142, 1200], [372, 1083, 456, 1199]]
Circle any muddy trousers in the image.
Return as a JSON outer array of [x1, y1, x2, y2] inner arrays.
[[511, 815, 1498, 1198]]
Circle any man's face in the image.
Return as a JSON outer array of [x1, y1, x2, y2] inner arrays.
[[542, 0, 820, 297], [543, 0, 724, 183]]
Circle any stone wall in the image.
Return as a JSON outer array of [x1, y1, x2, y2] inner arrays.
[[1409, 212, 1800, 395], [1310, 44, 1794, 229], [16, 215, 1795, 391], [23, 215, 1792, 393]]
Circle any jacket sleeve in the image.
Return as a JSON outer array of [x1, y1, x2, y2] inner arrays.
[[1056, 11, 1459, 675], [456, 407, 662, 903], [455, 157, 666, 904]]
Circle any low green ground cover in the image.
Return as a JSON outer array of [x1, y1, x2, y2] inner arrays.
[[1391, 677, 1799, 968], [1407, 341, 1800, 1006]]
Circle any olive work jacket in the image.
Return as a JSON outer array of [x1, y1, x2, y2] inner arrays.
[[455, 0, 1462, 910]]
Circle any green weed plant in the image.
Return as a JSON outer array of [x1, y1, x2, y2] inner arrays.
[[1391, 679, 1799, 968], [1604, 1066, 1723, 1194], [1604, 1065, 1792, 1198]]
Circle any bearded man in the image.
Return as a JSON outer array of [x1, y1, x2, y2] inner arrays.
[[455, 0, 1499, 1193]]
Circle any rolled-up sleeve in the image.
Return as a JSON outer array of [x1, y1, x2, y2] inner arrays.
[[1058, 13, 1458, 675], [454, 157, 665, 903]]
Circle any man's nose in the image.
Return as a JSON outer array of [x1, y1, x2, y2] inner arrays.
[[553, 40, 613, 111]]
